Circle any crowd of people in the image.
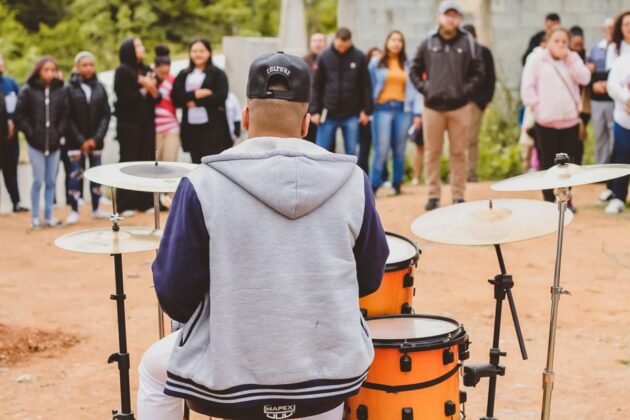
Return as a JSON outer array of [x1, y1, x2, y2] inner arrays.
[[1, 0, 630, 228]]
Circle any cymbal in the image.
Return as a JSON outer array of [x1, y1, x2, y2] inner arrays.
[[84, 161, 198, 193], [492, 163, 630, 192], [411, 199, 573, 246], [55, 227, 162, 254]]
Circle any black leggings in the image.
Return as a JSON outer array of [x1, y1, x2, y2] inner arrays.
[[535, 123, 580, 202], [116, 119, 155, 212]]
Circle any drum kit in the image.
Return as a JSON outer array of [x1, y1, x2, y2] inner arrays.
[[54, 160, 196, 419], [50, 152, 630, 420], [346, 153, 630, 420]]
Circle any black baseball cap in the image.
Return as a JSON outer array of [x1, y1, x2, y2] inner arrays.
[[246, 52, 311, 103]]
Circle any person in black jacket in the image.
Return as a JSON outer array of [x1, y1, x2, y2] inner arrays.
[[114, 37, 160, 215], [410, 0, 485, 210], [522, 13, 561, 65], [172, 37, 232, 164], [63, 51, 111, 224], [462, 24, 496, 182], [309, 27, 372, 156], [0, 92, 8, 149], [14, 56, 69, 228]]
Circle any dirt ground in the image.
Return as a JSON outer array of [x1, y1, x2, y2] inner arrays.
[[0, 181, 629, 419]]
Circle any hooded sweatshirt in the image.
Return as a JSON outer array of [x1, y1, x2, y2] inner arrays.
[[152, 137, 389, 419]]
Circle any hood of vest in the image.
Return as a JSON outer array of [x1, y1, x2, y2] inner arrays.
[[202, 137, 358, 219]]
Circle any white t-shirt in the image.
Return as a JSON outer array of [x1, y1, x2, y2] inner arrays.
[[605, 41, 630, 70], [185, 69, 209, 125], [607, 54, 630, 129], [80, 82, 92, 103]]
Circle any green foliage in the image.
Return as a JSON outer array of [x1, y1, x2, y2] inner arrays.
[[0, 0, 337, 83]]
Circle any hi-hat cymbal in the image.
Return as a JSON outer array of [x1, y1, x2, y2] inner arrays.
[[84, 161, 198, 193], [492, 163, 630, 192], [55, 227, 162, 254], [411, 199, 573, 246]]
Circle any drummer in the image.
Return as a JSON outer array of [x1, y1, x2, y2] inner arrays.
[[137, 52, 389, 420]]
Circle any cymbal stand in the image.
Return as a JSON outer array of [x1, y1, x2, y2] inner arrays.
[[541, 153, 572, 420], [463, 244, 528, 420], [152, 157, 166, 339], [107, 193, 135, 419]]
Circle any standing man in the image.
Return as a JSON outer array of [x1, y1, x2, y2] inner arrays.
[[0, 54, 28, 212], [304, 32, 328, 144], [410, 0, 484, 210], [136, 52, 388, 420], [522, 13, 561, 65], [310, 27, 372, 156], [588, 18, 616, 168], [462, 24, 495, 182]]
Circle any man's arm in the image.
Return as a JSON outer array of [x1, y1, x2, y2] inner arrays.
[[409, 41, 428, 94], [464, 41, 485, 99], [309, 54, 326, 115], [354, 173, 389, 298], [361, 52, 373, 116], [153, 177, 210, 323]]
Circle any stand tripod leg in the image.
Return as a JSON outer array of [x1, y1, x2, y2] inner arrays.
[[541, 189, 570, 420], [109, 253, 135, 419]]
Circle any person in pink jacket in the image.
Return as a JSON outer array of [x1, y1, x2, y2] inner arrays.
[[521, 26, 591, 205]]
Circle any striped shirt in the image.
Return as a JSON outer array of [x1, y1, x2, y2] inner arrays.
[[156, 74, 179, 134]]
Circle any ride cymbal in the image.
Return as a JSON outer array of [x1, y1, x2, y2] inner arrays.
[[84, 161, 197, 193], [55, 227, 162, 254], [492, 163, 630, 192], [411, 199, 572, 246]]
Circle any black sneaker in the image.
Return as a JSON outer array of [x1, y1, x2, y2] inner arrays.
[[425, 198, 440, 211], [453, 199, 465, 204], [13, 204, 29, 213]]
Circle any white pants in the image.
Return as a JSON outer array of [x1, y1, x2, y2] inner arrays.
[[137, 333, 344, 420]]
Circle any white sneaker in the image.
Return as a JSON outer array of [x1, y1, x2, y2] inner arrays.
[[31, 218, 41, 229], [45, 218, 62, 227], [120, 210, 136, 218], [605, 198, 625, 214], [91, 209, 111, 219], [65, 211, 80, 225], [159, 194, 172, 209], [598, 189, 614, 204], [382, 181, 392, 189], [144, 207, 155, 215]]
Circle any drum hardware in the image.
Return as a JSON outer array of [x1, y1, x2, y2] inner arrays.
[[462, 243, 527, 420], [55, 195, 162, 419], [491, 154, 630, 419]]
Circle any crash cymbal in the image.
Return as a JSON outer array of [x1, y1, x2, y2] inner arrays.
[[411, 199, 573, 246], [84, 161, 198, 193], [55, 227, 162, 254], [492, 163, 630, 192]]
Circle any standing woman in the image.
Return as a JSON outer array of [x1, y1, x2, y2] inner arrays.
[[153, 45, 180, 162], [368, 31, 422, 196], [114, 37, 160, 215], [14, 57, 68, 228], [606, 11, 630, 69], [521, 27, 591, 207], [64, 51, 111, 224], [172, 38, 231, 163]]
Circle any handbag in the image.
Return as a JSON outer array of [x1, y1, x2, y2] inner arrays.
[[549, 61, 587, 140]]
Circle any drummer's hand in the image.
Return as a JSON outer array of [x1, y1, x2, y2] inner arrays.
[[187, 101, 196, 109], [195, 88, 212, 99]]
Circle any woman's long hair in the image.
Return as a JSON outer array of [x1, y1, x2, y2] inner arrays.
[[378, 30, 407, 69], [187, 37, 213, 73], [27, 56, 58, 85], [612, 11, 630, 55]]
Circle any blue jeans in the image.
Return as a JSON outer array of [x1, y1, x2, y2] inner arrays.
[[67, 149, 102, 212], [611, 122, 630, 202], [315, 115, 360, 156], [370, 101, 412, 189], [28, 145, 60, 220]]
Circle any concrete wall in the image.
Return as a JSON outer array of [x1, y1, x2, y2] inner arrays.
[[339, 0, 630, 91], [222, 37, 280, 104]]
